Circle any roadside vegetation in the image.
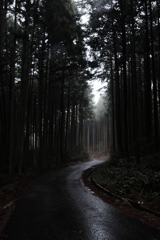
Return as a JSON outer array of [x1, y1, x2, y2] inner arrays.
[[92, 154, 160, 213]]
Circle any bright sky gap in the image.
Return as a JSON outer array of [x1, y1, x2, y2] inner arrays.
[[79, 4, 106, 105]]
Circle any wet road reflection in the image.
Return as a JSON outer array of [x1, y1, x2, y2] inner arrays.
[[1, 159, 160, 240]]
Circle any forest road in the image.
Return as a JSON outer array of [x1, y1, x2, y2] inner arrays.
[[1, 159, 160, 240]]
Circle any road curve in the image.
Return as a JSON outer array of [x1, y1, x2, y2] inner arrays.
[[1, 159, 160, 240]]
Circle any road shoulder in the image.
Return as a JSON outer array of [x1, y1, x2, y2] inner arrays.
[[82, 166, 160, 230]]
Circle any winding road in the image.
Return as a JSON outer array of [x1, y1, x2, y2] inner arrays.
[[1, 159, 160, 240]]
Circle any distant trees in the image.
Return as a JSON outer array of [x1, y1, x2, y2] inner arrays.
[[87, 0, 160, 158], [86, 94, 111, 154], [0, 0, 94, 174]]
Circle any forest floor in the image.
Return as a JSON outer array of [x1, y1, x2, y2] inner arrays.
[[0, 170, 47, 234], [0, 161, 85, 234], [0, 155, 160, 235]]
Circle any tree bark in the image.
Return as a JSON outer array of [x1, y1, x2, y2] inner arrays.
[[119, 0, 128, 156], [144, 0, 152, 142], [149, 0, 159, 150]]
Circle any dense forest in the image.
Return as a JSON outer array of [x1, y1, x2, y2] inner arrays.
[[87, 0, 160, 162], [1, 0, 160, 175], [0, 0, 95, 175]]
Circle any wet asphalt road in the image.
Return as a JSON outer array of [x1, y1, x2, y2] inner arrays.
[[1, 159, 160, 240]]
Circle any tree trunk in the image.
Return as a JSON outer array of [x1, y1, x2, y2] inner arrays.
[[149, 0, 159, 150], [8, 0, 17, 174], [131, 0, 140, 162], [16, 0, 30, 174], [0, 1, 5, 66], [110, 57, 115, 150], [120, 0, 128, 156], [60, 67, 65, 163], [144, 0, 152, 142], [113, 27, 123, 153]]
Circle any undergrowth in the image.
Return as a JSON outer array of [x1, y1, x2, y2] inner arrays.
[[92, 154, 160, 212]]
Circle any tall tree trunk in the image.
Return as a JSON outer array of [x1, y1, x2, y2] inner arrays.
[[48, 62, 54, 167], [144, 0, 152, 142], [65, 75, 71, 161], [111, 57, 115, 150], [120, 0, 128, 156], [9, 0, 17, 174], [0, 1, 5, 68], [158, 1, 160, 118], [37, 27, 46, 168], [16, 0, 30, 174], [113, 27, 123, 153], [0, 0, 6, 170], [149, 0, 159, 150], [71, 104, 75, 151], [131, 0, 140, 162], [60, 67, 65, 163], [42, 45, 50, 167]]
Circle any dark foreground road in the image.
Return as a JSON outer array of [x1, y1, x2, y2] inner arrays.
[[1, 159, 160, 240]]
